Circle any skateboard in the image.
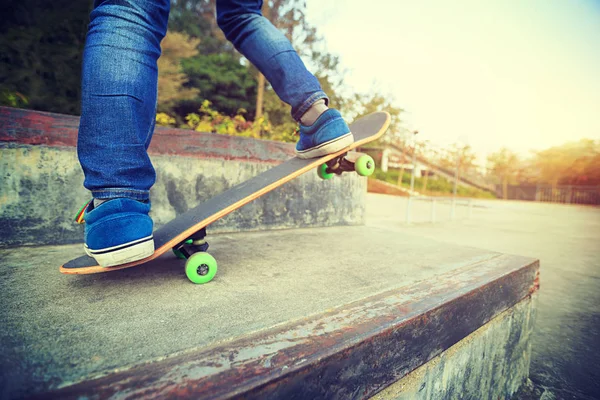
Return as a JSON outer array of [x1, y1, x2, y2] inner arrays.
[[60, 111, 391, 283]]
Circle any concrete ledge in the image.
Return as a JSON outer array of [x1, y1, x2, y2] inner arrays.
[[0, 106, 294, 162], [0, 226, 539, 399], [371, 295, 537, 400], [0, 107, 365, 247]]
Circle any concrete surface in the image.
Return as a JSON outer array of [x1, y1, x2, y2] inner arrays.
[[0, 145, 365, 247], [0, 222, 536, 399], [370, 295, 537, 400], [367, 194, 600, 400], [0, 106, 366, 247]]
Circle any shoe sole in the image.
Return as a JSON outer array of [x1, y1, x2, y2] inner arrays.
[[85, 235, 155, 267], [295, 132, 354, 159]]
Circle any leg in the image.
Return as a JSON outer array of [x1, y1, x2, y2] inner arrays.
[[216, 0, 353, 158], [217, 0, 325, 121], [77, 0, 170, 267], [78, 0, 170, 201]]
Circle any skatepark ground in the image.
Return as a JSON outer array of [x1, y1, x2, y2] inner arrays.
[[0, 193, 597, 399], [367, 194, 600, 400]]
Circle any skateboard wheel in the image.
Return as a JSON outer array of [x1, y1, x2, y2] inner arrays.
[[355, 155, 375, 177], [317, 163, 334, 180], [185, 252, 218, 284]]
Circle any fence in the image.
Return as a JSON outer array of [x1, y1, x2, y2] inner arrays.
[[405, 196, 475, 224], [498, 184, 600, 205], [535, 185, 600, 205]]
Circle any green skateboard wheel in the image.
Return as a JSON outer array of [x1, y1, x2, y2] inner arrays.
[[185, 252, 218, 284], [355, 155, 375, 176], [317, 163, 334, 180]]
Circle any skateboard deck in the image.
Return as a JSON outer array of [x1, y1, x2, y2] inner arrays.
[[60, 111, 391, 280]]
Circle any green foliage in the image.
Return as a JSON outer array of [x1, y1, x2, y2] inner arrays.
[[156, 112, 176, 126], [157, 31, 201, 113], [373, 169, 496, 199], [158, 100, 297, 143], [166, 0, 258, 122], [0, 90, 28, 107], [262, 86, 293, 126], [0, 0, 90, 114], [168, 0, 235, 55], [178, 53, 257, 118]]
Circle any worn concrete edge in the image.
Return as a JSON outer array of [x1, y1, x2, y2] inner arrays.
[[0, 106, 295, 163], [34, 253, 540, 400], [370, 295, 537, 400]]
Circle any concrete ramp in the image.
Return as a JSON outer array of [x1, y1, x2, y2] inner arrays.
[[0, 225, 538, 399]]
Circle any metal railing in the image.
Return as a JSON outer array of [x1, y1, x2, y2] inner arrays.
[[405, 196, 475, 224], [535, 185, 600, 205]]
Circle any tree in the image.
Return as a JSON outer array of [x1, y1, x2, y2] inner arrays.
[[165, 0, 358, 135], [311, 52, 349, 112], [349, 91, 403, 148], [558, 139, 600, 185], [533, 147, 575, 191], [260, 46, 354, 140], [165, 0, 258, 120], [437, 143, 476, 172], [456, 144, 478, 177], [157, 31, 201, 113], [168, 0, 233, 55], [179, 53, 257, 117], [257, 0, 322, 120], [0, 0, 91, 114], [487, 148, 520, 199]]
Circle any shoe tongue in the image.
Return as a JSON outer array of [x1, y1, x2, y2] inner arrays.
[[94, 198, 109, 208]]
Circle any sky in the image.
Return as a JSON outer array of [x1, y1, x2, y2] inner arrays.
[[304, 0, 600, 163]]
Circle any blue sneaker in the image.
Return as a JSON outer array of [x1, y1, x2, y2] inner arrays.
[[78, 198, 154, 267], [295, 109, 354, 159]]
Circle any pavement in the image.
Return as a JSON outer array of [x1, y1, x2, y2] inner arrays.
[[366, 194, 600, 400]]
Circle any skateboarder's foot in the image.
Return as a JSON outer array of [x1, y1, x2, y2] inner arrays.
[[79, 198, 154, 267], [295, 109, 353, 159]]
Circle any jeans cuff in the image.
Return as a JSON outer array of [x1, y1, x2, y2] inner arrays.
[[91, 189, 150, 202], [292, 92, 329, 121]]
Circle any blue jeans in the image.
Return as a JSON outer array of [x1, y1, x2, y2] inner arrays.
[[78, 0, 328, 201]]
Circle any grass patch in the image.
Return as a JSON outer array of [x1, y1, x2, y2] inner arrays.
[[372, 169, 496, 199]]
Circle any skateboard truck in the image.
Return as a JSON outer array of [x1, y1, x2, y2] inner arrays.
[[173, 227, 209, 260], [317, 152, 376, 180], [172, 227, 219, 284]]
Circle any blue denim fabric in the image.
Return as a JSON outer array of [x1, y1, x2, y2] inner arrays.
[[78, 0, 327, 200], [216, 3, 328, 120]]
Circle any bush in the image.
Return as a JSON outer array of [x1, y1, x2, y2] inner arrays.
[[156, 100, 297, 143]]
